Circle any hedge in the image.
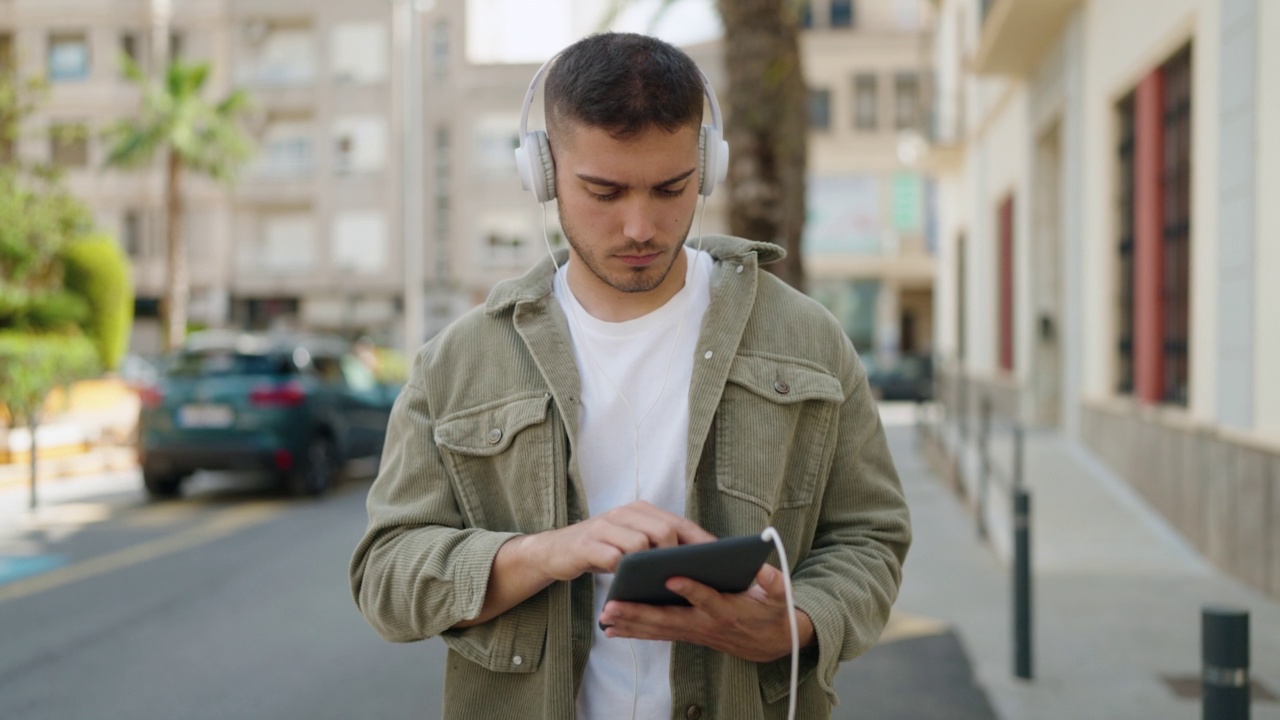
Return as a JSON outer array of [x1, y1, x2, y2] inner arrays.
[[59, 233, 133, 372]]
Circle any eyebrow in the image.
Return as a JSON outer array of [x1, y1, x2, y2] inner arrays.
[[575, 168, 696, 190]]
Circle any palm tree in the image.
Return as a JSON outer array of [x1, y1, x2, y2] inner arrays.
[[600, 0, 809, 292], [105, 58, 253, 351]]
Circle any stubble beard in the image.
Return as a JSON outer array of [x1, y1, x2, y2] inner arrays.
[[560, 215, 694, 294]]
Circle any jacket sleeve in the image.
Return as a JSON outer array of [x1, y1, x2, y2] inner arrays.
[[762, 342, 913, 705], [348, 372, 519, 643]]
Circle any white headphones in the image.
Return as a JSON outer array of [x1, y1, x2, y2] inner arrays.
[[514, 54, 730, 203]]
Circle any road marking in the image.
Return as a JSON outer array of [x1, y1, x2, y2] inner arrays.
[[0, 501, 287, 604], [877, 609, 951, 644]]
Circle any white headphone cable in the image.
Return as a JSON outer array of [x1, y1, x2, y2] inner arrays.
[[760, 526, 800, 720]]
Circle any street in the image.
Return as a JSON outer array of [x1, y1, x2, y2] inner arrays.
[[0, 422, 996, 720]]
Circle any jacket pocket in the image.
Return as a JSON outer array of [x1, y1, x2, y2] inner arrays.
[[434, 392, 557, 533], [715, 355, 844, 513], [440, 586, 549, 674]]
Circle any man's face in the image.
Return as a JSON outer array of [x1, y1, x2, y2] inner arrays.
[[552, 122, 700, 307]]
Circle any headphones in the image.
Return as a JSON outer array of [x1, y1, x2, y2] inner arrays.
[[514, 54, 730, 203]]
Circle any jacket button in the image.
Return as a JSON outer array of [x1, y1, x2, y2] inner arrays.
[[685, 705, 702, 720], [487, 428, 503, 444], [511, 655, 523, 666], [774, 381, 790, 395]]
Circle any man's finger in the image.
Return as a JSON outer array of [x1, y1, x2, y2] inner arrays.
[[666, 577, 729, 616]]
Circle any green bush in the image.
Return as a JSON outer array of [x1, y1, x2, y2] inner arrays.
[[59, 234, 133, 371], [0, 331, 98, 424]]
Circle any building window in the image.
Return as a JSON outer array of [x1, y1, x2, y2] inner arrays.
[[1160, 45, 1192, 406], [808, 89, 831, 130], [894, 72, 920, 130], [434, 126, 451, 278], [120, 31, 142, 69], [799, 1, 812, 28], [854, 73, 878, 130], [122, 210, 144, 258], [431, 21, 449, 78], [1115, 93, 1136, 395], [170, 30, 184, 60], [50, 122, 88, 167], [332, 116, 386, 175], [48, 32, 90, 81], [997, 195, 1015, 373], [331, 23, 387, 84], [237, 21, 315, 87], [830, 0, 855, 28]]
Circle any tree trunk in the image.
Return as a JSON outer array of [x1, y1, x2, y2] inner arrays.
[[715, 0, 808, 293], [163, 148, 187, 352]]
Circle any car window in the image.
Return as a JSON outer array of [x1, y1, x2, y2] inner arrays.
[[311, 356, 346, 385], [341, 354, 378, 393], [167, 351, 292, 377]]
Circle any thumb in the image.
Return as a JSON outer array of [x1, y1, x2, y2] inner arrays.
[[755, 563, 786, 597]]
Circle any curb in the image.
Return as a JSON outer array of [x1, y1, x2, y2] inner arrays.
[[0, 446, 138, 491]]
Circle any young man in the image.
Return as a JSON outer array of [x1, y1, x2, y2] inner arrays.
[[350, 33, 911, 720]]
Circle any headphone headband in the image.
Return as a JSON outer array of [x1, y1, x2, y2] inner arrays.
[[514, 49, 730, 202]]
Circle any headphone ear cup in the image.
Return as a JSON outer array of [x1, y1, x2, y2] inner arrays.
[[516, 130, 556, 202], [531, 130, 556, 202], [699, 125, 727, 197]]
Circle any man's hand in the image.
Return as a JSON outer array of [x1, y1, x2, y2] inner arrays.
[[597, 564, 816, 662], [452, 501, 714, 629], [525, 500, 717, 582]]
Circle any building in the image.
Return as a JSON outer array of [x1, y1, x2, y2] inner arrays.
[[800, 0, 937, 367], [929, 0, 1280, 599], [3, 0, 406, 354]]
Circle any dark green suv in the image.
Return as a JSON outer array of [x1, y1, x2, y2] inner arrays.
[[137, 332, 400, 499]]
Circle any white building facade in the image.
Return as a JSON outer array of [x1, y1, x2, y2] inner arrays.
[[930, 0, 1280, 599]]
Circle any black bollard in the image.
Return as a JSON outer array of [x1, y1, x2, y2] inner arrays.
[[1202, 607, 1249, 719], [1013, 488, 1032, 680]]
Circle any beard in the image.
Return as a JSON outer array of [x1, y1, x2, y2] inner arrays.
[[559, 213, 694, 294]]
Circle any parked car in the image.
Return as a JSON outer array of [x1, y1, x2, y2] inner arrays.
[[866, 353, 934, 402], [136, 332, 400, 499]]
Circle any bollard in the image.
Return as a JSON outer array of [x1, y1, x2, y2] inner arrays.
[[1202, 607, 1249, 719], [1013, 488, 1032, 680], [1013, 424, 1024, 491], [976, 398, 991, 539]]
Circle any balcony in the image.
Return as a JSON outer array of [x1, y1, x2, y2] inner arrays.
[[972, 0, 1082, 76]]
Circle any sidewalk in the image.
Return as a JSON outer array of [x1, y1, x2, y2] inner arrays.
[[889, 405, 1280, 719]]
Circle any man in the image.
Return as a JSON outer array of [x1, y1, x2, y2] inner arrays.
[[350, 32, 910, 720]]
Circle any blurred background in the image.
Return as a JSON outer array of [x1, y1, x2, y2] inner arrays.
[[2, 0, 1279, 718]]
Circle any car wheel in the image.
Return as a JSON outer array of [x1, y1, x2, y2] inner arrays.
[[143, 470, 183, 500], [290, 434, 338, 497]]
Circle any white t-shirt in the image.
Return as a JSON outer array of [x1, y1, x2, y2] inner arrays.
[[555, 247, 713, 720]]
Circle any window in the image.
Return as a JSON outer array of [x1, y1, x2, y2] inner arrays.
[[254, 115, 314, 176], [997, 195, 1015, 373], [259, 213, 315, 274], [0, 33, 14, 76], [121, 32, 141, 68], [331, 23, 387, 84], [237, 22, 315, 86], [830, 0, 855, 28], [1160, 46, 1192, 406], [50, 122, 88, 167], [799, 1, 813, 28], [894, 72, 920, 130], [854, 74, 878, 130], [48, 32, 90, 81], [808, 89, 831, 130], [434, 126, 451, 277], [431, 21, 449, 78], [170, 30, 184, 60], [332, 212, 388, 275], [332, 116, 386, 175], [1115, 93, 1136, 395], [122, 210, 144, 258]]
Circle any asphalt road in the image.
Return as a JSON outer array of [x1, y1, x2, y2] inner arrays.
[[0, 426, 996, 720]]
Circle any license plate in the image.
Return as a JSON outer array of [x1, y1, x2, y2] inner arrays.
[[178, 404, 234, 428]]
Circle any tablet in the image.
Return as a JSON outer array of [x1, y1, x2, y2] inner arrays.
[[603, 533, 773, 608]]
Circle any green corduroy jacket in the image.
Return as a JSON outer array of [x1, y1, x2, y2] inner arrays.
[[349, 235, 912, 719]]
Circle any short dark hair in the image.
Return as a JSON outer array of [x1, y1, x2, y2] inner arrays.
[[544, 33, 705, 141]]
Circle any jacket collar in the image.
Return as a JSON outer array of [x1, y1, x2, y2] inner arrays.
[[484, 234, 785, 315]]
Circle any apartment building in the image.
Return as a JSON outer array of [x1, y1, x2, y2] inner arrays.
[[929, 0, 1280, 599], [2, 0, 406, 354], [800, 0, 936, 365]]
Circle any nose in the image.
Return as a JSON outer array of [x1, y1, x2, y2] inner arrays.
[[620, 196, 657, 244]]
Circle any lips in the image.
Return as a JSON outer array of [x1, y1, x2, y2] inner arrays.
[[615, 252, 662, 267]]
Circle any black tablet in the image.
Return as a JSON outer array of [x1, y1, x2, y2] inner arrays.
[[603, 533, 773, 608]]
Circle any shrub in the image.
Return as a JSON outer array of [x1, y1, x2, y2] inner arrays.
[[0, 332, 98, 425], [59, 234, 133, 371]]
